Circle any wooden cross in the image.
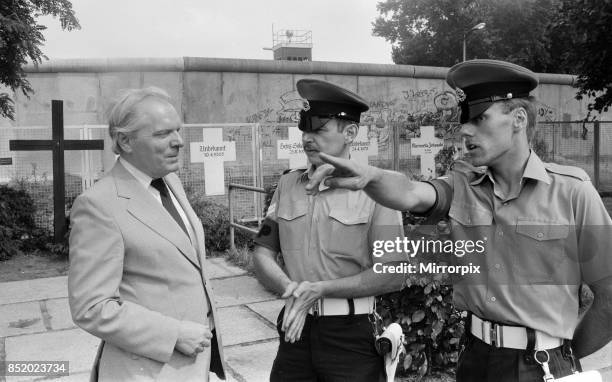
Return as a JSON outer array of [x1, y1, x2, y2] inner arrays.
[[9, 100, 104, 242]]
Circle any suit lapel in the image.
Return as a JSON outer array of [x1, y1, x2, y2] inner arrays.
[[164, 174, 207, 263], [111, 162, 201, 269]]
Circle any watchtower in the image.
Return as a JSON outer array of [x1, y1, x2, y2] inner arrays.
[[272, 29, 312, 61]]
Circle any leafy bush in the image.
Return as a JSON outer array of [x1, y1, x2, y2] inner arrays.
[[377, 259, 463, 379], [0, 185, 37, 260], [188, 192, 253, 252]]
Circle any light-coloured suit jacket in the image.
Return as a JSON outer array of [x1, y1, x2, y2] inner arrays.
[[68, 161, 226, 381]]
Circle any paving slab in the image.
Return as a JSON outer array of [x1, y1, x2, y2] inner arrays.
[[210, 371, 238, 382], [206, 257, 247, 279], [44, 298, 77, 331], [224, 340, 278, 382], [4, 328, 100, 381], [0, 301, 45, 337], [217, 306, 278, 347], [0, 277, 67, 305], [246, 300, 284, 326], [211, 276, 276, 308]]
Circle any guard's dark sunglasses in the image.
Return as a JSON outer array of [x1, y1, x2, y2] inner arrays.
[[298, 110, 352, 132]]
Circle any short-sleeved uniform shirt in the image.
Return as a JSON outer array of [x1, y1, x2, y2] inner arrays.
[[425, 151, 612, 339], [258, 167, 405, 283]]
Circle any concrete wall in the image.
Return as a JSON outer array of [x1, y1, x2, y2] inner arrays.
[[2, 57, 608, 129], [3, 58, 612, 229]]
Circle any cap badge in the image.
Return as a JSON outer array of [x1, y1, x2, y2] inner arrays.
[[456, 88, 466, 103], [301, 100, 311, 111], [506, 93, 513, 99]]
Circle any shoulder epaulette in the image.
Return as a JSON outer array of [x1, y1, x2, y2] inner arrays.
[[544, 162, 590, 181], [279, 167, 308, 182], [288, 167, 307, 174]]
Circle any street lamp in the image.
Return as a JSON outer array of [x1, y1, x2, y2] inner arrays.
[[462, 22, 486, 61]]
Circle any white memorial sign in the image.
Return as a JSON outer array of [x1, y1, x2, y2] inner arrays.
[[411, 125, 444, 180], [277, 125, 378, 169], [277, 126, 306, 168], [350, 126, 378, 164], [190, 128, 236, 196]]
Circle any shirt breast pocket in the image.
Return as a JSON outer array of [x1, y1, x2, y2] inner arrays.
[[448, 204, 493, 232], [514, 218, 574, 284], [328, 207, 370, 256], [277, 200, 309, 252]]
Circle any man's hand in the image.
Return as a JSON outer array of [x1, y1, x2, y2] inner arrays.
[[280, 281, 298, 328], [283, 307, 308, 343], [281, 281, 325, 342], [305, 153, 377, 194], [175, 320, 213, 357]]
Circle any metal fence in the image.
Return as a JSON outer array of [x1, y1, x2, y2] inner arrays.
[[1, 120, 611, 233], [534, 121, 612, 194]]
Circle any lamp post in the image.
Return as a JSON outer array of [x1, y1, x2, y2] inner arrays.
[[462, 22, 486, 61]]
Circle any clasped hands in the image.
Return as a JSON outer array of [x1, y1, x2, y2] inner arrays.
[[280, 280, 325, 343], [175, 320, 213, 357]]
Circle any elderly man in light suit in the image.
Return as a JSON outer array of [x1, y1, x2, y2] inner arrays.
[[69, 87, 226, 381]]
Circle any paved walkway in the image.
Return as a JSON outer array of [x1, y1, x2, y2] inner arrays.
[[0, 258, 282, 382], [1, 257, 611, 381]]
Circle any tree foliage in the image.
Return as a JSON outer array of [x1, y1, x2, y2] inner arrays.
[[0, 0, 80, 120], [372, 0, 570, 73], [373, 0, 612, 116], [551, 0, 612, 115]]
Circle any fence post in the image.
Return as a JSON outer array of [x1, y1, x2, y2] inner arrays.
[[256, 123, 264, 224], [392, 123, 400, 171], [228, 184, 236, 252], [594, 121, 601, 191]]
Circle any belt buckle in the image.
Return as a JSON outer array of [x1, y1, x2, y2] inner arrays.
[[481, 320, 500, 347], [312, 300, 320, 317], [490, 323, 499, 347]]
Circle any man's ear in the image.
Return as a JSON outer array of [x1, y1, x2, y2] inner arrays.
[[117, 132, 133, 154], [344, 123, 358, 143], [512, 107, 528, 133]]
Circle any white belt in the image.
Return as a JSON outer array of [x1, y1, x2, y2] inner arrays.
[[471, 315, 564, 350], [309, 297, 374, 316]]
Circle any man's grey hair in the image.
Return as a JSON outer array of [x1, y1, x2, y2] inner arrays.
[[107, 87, 172, 154]]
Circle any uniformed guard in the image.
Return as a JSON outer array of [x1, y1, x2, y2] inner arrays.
[[303, 60, 612, 381], [253, 79, 407, 382]]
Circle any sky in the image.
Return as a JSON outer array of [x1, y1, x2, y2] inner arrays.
[[38, 0, 395, 64]]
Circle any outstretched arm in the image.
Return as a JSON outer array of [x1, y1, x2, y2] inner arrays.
[[305, 152, 436, 212]]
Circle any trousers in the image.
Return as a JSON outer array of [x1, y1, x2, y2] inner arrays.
[[270, 309, 384, 382], [457, 334, 581, 382]]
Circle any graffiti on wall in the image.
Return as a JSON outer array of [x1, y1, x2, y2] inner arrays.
[[247, 86, 569, 152], [361, 88, 461, 150], [536, 102, 557, 122], [246, 90, 304, 124]]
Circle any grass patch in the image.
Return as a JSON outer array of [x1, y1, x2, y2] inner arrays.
[[223, 245, 255, 275]]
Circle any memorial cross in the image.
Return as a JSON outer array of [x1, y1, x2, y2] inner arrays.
[[190, 128, 236, 196], [9, 100, 104, 242], [410, 125, 444, 180]]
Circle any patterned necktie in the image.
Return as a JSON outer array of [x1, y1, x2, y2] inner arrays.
[[150, 178, 189, 237]]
